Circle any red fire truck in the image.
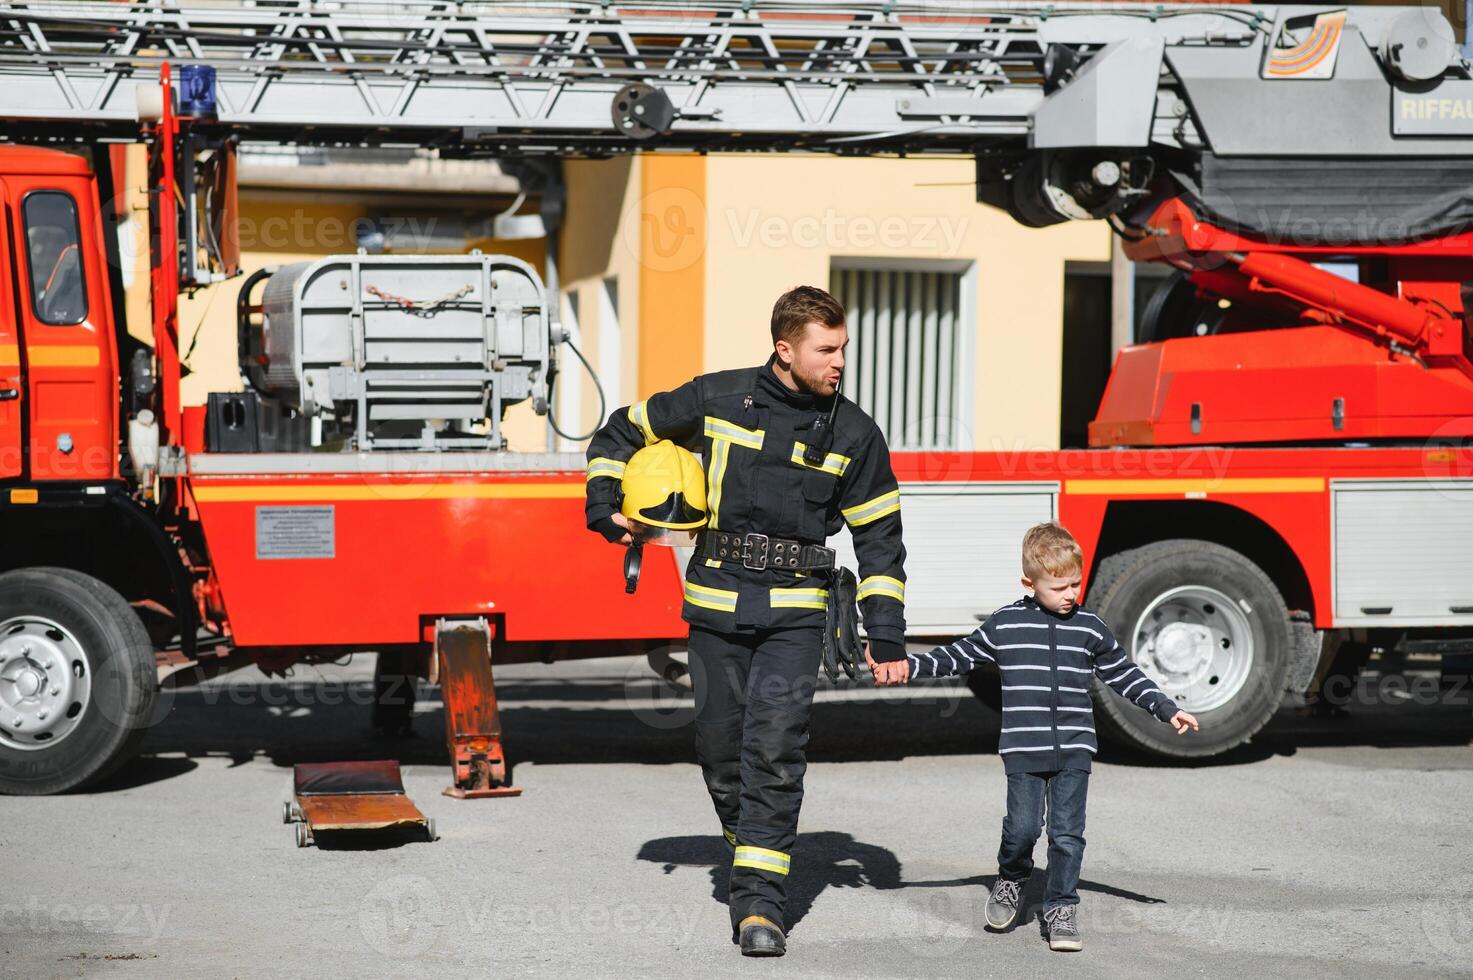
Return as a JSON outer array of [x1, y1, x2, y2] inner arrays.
[[0, 2, 1469, 795]]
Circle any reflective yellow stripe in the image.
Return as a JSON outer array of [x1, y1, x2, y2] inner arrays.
[[0, 344, 100, 367], [842, 488, 901, 526], [857, 575, 905, 603], [706, 439, 730, 530], [685, 581, 738, 600], [1065, 477, 1326, 496], [703, 416, 765, 451], [683, 580, 738, 613], [585, 457, 626, 482], [770, 587, 829, 610], [733, 846, 790, 875], [685, 595, 736, 613], [628, 401, 658, 446], [703, 418, 763, 531], [790, 442, 851, 477], [723, 829, 737, 846]]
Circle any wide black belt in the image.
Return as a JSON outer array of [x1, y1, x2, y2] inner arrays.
[[697, 530, 835, 572]]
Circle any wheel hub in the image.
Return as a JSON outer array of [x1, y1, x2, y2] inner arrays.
[[14, 668, 42, 699], [1133, 585, 1254, 713], [1153, 621, 1214, 679], [0, 618, 90, 750]]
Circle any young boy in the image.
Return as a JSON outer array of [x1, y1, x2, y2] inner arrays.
[[880, 522, 1199, 951]]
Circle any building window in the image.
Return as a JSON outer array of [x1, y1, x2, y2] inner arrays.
[[830, 262, 971, 451], [23, 191, 87, 326]]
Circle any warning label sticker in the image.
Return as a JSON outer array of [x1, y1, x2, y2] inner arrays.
[[256, 506, 335, 560]]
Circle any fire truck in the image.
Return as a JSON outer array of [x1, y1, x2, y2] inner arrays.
[[0, 1, 1469, 796]]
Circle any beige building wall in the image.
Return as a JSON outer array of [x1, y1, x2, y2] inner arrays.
[[701, 155, 1111, 453], [537, 157, 644, 452]]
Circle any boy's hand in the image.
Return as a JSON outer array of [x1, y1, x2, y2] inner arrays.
[[1170, 710, 1200, 734]]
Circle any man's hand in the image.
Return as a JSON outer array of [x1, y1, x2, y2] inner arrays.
[[592, 512, 635, 545], [865, 644, 909, 686], [1170, 710, 1200, 734]]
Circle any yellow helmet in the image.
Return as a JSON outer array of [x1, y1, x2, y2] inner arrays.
[[620, 440, 708, 540]]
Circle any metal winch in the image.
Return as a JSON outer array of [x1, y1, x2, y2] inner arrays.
[[256, 253, 553, 450]]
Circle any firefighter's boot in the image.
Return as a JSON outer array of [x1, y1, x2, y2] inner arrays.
[[737, 916, 786, 957]]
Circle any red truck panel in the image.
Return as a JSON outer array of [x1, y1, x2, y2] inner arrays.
[[188, 467, 686, 647], [891, 446, 1473, 630]]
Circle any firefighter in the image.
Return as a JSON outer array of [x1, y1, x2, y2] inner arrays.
[[585, 286, 907, 957]]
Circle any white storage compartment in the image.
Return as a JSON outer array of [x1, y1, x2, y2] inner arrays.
[[1333, 479, 1473, 627], [828, 482, 1057, 636]]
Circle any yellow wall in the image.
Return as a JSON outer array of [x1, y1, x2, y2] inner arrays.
[[636, 155, 705, 398], [701, 154, 1111, 453], [549, 157, 644, 450], [120, 145, 153, 350]]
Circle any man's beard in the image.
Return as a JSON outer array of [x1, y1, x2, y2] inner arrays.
[[791, 362, 836, 397]]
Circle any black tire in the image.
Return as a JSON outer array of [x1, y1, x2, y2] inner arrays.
[[0, 568, 157, 795], [1137, 269, 1228, 344], [1087, 540, 1290, 759]]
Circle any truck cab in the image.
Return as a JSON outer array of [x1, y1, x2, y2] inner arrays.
[[0, 146, 118, 485]]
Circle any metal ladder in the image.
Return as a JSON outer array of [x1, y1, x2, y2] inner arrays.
[[0, 0, 1259, 152]]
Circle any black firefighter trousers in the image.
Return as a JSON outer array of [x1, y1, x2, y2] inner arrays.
[[688, 624, 823, 934]]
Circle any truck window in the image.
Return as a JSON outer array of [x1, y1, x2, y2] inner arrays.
[[23, 191, 87, 326]]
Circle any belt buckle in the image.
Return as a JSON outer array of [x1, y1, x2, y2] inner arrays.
[[742, 532, 770, 570]]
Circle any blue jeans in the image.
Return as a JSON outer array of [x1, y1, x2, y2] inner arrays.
[[997, 769, 1089, 909]]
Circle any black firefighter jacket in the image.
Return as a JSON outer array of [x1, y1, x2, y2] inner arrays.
[[585, 357, 908, 661]]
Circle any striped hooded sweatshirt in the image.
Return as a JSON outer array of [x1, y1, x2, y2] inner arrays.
[[908, 596, 1180, 774]]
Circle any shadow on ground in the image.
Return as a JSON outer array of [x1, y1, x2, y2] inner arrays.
[[109, 657, 1473, 794], [635, 831, 1168, 936]]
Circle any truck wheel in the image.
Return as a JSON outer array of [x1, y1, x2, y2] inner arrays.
[[0, 568, 157, 795], [1087, 540, 1290, 759]]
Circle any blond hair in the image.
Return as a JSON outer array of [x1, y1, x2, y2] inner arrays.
[[1022, 522, 1083, 579]]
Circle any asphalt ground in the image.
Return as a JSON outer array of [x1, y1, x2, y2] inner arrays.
[[4, 653, 1473, 979]]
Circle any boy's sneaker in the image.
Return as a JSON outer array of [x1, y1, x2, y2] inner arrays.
[[985, 877, 1023, 929], [1044, 903, 1082, 952]]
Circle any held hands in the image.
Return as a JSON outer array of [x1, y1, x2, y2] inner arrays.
[[865, 643, 910, 686], [1170, 710, 1201, 735]]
